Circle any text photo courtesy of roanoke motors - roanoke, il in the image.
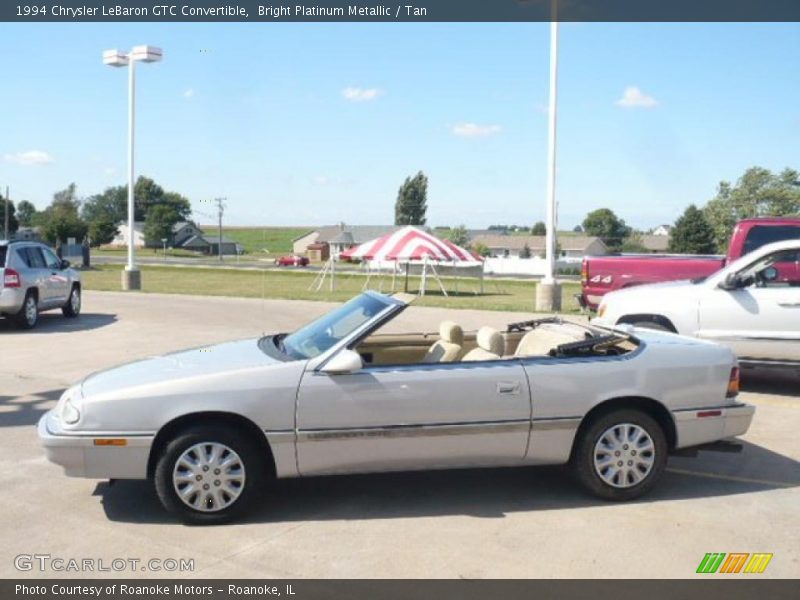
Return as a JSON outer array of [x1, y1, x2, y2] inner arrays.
[[0, 1, 798, 598]]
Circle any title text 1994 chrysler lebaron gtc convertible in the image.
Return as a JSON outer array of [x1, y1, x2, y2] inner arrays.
[[39, 292, 754, 523]]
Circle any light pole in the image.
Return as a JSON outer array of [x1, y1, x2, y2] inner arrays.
[[103, 45, 163, 290], [535, 15, 562, 312], [161, 237, 168, 262]]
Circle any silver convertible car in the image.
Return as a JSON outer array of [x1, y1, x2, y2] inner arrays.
[[39, 292, 754, 523]]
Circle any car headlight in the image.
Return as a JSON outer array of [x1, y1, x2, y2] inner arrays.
[[62, 398, 81, 424], [57, 388, 82, 425]]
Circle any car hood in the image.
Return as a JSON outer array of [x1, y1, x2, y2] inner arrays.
[[81, 338, 279, 398]]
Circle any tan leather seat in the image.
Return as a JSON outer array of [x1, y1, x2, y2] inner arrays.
[[462, 326, 505, 362], [514, 323, 587, 357], [422, 321, 464, 363]]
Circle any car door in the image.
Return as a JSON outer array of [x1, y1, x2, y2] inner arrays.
[[40, 246, 70, 306], [295, 358, 532, 476], [697, 248, 800, 362]]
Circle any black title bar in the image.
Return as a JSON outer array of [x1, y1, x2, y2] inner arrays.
[[3, 0, 800, 22]]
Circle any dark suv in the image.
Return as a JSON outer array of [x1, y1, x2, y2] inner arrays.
[[0, 241, 82, 329]]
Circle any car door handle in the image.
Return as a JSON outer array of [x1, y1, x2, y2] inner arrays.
[[777, 299, 800, 307], [497, 381, 521, 395]]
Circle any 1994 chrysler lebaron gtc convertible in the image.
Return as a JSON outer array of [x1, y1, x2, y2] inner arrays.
[[39, 292, 754, 523]]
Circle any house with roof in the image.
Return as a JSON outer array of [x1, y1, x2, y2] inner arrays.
[[293, 224, 402, 258], [110, 221, 241, 255], [640, 234, 670, 253], [469, 234, 607, 259], [652, 224, 673, 236]]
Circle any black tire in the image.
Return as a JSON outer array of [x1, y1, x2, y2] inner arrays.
[[14, 292, 38, 329], [62, 285, 81, 317], [572, 409, 667, 501], [154, 425, 269, 525]]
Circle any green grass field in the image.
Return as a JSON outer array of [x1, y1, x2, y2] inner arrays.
[[81, 264, 582, 313], [201, 226, 312, 255]]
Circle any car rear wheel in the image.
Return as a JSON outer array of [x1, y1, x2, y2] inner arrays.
[[14, 292, 38, 329], [572, 409, 667, 501], [154, 425, 268, 524], [62, 286, 81, 317]]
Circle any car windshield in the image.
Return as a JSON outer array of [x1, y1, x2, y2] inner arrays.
[[280, 293, 391, 359]]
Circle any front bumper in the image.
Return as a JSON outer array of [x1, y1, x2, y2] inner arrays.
[[0, 287, 25, 314], [37, 411, 153, 479], [672, 402, 756, 449]]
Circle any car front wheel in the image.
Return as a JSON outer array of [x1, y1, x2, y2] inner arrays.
[[62, 286, 81, 317], [572, 409, 667, 501], [154, 425, 268, 524]]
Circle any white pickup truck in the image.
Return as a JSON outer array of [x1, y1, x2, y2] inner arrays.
[[593, 239, 800, 369]]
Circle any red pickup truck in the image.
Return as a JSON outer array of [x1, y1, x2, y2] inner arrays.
[[579, 217, 800, 310]]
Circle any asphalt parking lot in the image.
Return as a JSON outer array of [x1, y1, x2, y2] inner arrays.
[[1, 291, 798, 578]]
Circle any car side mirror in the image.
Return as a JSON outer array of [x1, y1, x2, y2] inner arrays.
[[319, 349, 363, 375], [60, 259, 70, 269], [718, 272, 739, 291], [760, 266, 778, 282]]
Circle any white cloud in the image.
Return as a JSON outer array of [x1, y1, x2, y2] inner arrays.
[[3, 150, 54, 166], [183, 88, 195, 99], [341, 87, 382, 102], [103, 167, 117, 176], [452, 123, 502, 138], [615, 86, 658, 108]]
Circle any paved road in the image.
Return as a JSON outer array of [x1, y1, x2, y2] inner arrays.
[[1, 292, 798, 578]]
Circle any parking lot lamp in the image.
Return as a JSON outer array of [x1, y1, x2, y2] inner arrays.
[[103, 45, 163, 290]]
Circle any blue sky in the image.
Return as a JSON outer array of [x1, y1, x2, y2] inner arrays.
[[0, 22, 798, 229]]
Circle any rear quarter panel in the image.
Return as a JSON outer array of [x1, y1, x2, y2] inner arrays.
[[521, 335, 734, 462]]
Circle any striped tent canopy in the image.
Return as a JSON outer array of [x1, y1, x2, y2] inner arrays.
[[340, 226, 480, 263]]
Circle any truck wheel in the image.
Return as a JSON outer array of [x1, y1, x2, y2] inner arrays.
[[62, 286, 81, 317], [14, 292, 38, 329], [572, 409, 667, 501], [154, 425, 268, 524]]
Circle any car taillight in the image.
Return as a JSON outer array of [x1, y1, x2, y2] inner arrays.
[[726, 367, 740, 398], [581, 259, 588, 285], [3, 268, 21, 288]]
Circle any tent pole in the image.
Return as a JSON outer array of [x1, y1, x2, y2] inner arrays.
[[404, 262, 409, 292], [431, 262, 448, 297], [420, 257, 427, 296], [391, 260, 397, 291]]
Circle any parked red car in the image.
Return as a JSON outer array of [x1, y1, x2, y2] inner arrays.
[[274, 255, 310, 267], [580, 217, 800, 309]]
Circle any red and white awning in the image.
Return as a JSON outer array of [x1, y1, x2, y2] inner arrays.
[[340, 226, 480, 262]]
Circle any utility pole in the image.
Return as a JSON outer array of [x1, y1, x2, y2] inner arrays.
[[215, 197, 226, 261], [3, 186, 9, 241]]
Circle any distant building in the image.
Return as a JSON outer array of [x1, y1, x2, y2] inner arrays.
[[652, 224, 673, 236], [640, 234, 670, 253], [110, 221, 241, 255], [469, 234, 607, 259], [13, 226, 41, 242], [293, 224, 401, 256]]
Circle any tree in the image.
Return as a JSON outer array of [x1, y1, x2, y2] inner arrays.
[[40, 185, 88, 245], [531, 221, 546, 236], [572, 224, 583, 233], [449, 224, 469, 247], [394, 171, 428, 226], [669, 204, 717, 254], [0, 197, 19, 237], [87, 218, 119, 247], [471, 242, 491, 257], [519, 243, 532, 258], [16, 200, 37, 227], [82, 186, 127, 225], [704, 166, 800, 251], [621, 232, 648, 253], [582, 208, 631, 252], [144, 204, 180, 247]]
